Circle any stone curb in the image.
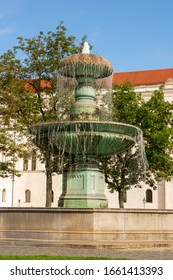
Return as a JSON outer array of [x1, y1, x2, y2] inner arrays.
[[0, 239, 173, 250]]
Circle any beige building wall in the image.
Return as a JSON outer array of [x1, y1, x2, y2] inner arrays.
[[0, 158, 62, 208]]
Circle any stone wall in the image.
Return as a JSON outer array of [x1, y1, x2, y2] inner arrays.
[[1, 208, 173, 242]]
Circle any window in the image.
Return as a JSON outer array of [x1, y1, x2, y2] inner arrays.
[[25, 189, 31, 203], [146, 189, 152, 203], [31, 154, 36, 171], [52, 190, 54, 203], [23, 156, 28, 171], [2, 189, 6, 202]]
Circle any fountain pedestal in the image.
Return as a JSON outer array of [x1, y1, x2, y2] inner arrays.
[[58, 159, 108, 208]]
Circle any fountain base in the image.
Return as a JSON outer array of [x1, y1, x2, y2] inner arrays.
[[58, 161, 108, 208]]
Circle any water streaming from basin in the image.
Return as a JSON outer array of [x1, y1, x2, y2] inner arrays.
[[29, 44, 146, 208]]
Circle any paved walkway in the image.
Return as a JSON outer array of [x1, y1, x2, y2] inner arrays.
[[0, 244, 173, 260]]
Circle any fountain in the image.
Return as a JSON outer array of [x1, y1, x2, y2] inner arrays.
[[1, 44, 170, 248], [29, 43, 143, 208]]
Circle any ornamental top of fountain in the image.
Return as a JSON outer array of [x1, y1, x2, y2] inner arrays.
[[58, 44, 114, 79], [82, 41, 90, 54]]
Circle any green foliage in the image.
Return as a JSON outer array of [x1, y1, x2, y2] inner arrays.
[[0, 78, 39, 178], [101, 82, 173, 208], [138, 90, 173, 181], [100, 82, 144, 207], [0, 21, 86, 123], [112, 82, 142, 125], [0, 21, 87, 206], [0, 79, 40, 126]]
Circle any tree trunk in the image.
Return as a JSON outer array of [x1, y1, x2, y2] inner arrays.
[[45, 167, 52, 207], [45, 155, 53, 207], [118, 190, 124, 208]]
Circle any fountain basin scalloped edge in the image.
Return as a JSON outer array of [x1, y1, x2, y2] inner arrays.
[[28, 120, 140, 156]]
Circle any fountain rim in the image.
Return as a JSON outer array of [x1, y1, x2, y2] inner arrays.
[[28, 120, 142, 141], [58, 53, 113, 70], [57, 53, 114, 79], [28, 120, 141, 156], [29, 120, 141, 130]]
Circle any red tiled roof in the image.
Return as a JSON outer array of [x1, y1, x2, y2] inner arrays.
[[23, 68, 173, 90], [113, 68, 173, 86], [24, 79, 51, 92]]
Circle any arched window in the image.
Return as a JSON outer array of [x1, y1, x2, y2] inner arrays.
[[25, 189, 31, 203], [146, 189, 152, 203], [2, 189, 6, 202]]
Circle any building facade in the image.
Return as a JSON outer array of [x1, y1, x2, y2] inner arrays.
[[1, 68, 173, 209]]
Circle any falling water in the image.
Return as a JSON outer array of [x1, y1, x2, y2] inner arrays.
[[95, 75, 113, 121], [28, 46, 147, 208]]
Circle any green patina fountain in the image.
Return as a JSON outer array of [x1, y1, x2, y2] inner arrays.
[[29, 43, 143, 208]]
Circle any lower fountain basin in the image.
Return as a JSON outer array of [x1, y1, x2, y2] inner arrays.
[[29, 121, 140, 156]]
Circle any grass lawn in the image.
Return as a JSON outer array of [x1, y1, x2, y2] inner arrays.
[[0, 255, 122, 260]]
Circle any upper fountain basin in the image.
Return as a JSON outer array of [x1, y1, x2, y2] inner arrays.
[[29, 121, 140, 156], [58, 53, 114, 79]]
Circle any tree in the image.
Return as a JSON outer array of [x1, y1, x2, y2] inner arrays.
[[101, 82, 173, 208], [0, 21, 86, 206], [0, 78, 38, 179], [102, 148, 146, 208], [139, 90, 173, 182], [100, 82, 145, 208]]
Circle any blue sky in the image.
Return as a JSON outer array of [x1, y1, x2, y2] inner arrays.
[[0, 0, 173, 72]]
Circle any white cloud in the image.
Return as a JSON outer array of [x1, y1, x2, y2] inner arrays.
[[0, 9, 15, 36], [0, 27, 14, 36]]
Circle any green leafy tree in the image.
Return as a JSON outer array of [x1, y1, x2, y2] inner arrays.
[[101, 82, 173, 208], [100, 82, 144, 208], [0, 78, 38, 180], [139, 90, 173, 182], [0, 21, 86, 206]]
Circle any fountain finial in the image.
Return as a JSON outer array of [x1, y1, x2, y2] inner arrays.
[[82, 41, 90, 54]]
